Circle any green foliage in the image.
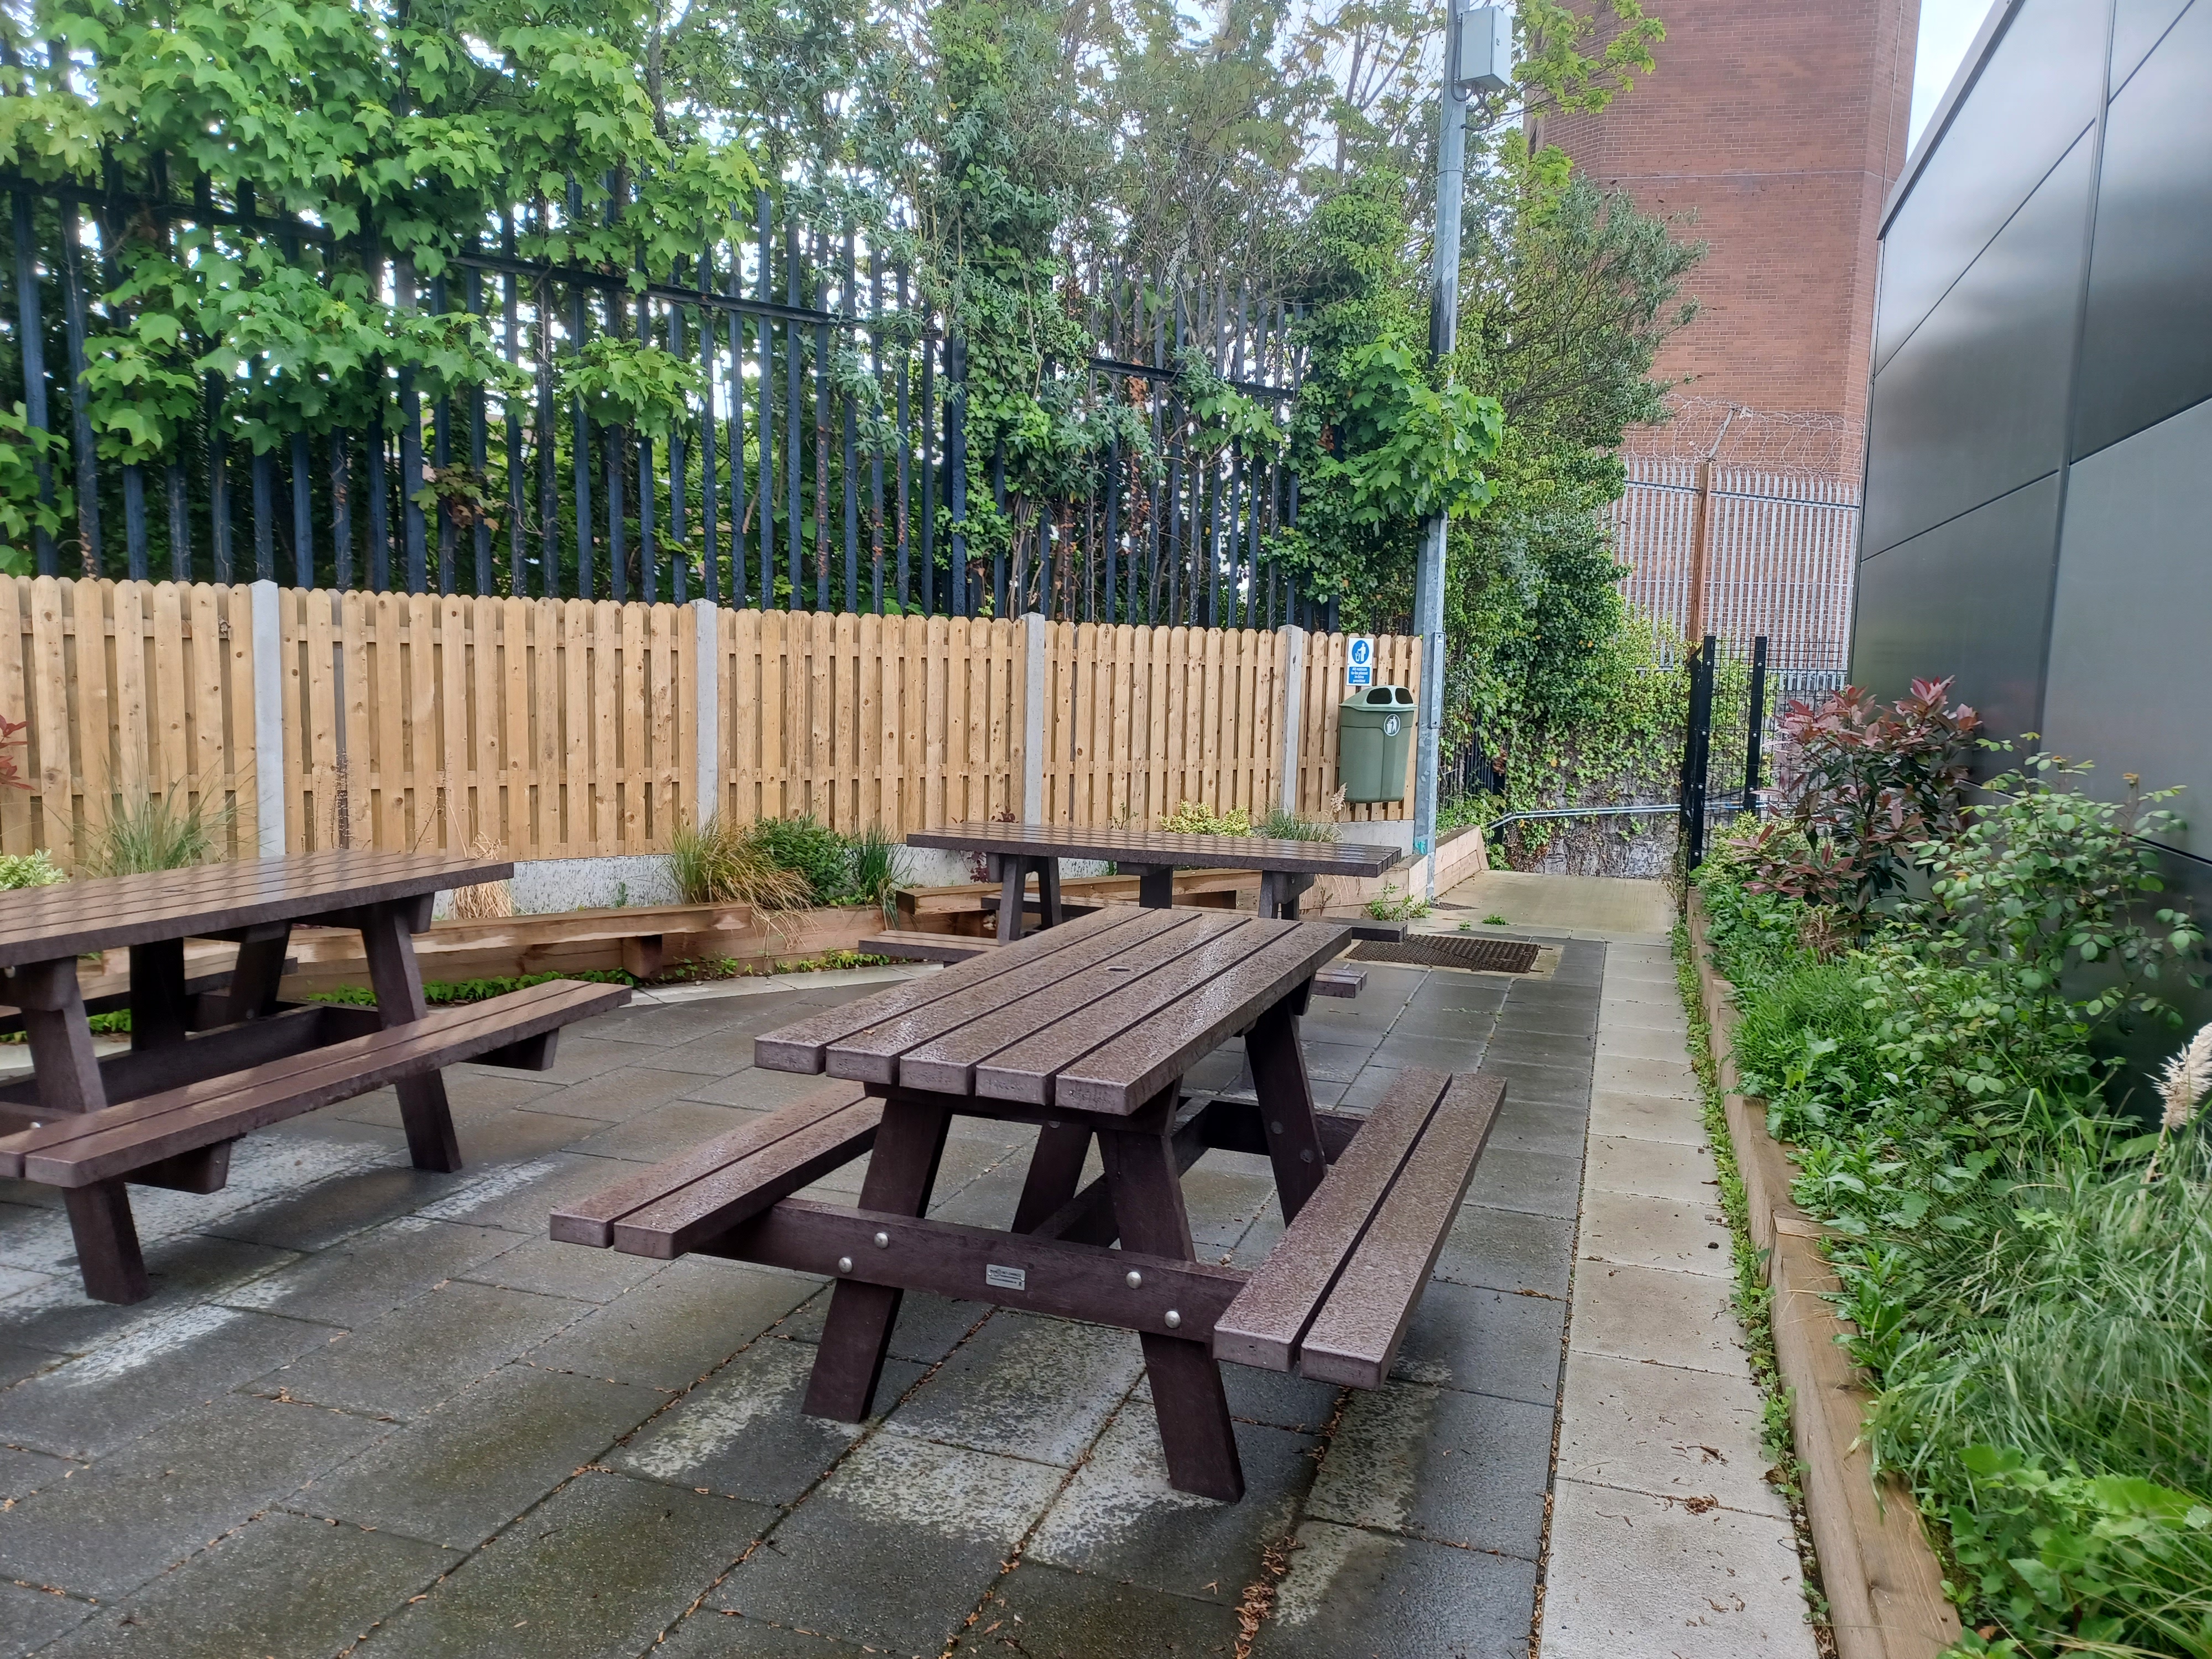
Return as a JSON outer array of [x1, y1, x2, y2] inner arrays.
[[1260, 808, 1338, 842], [87, 789, 229, 875], [845, 823, 901, 921], [311, 968, 635, 1007], [1160, 801, 1253, 836], [0, 404, 68, 568], [560, 336, 707, 443], [0, 849, 65, 889], [666, 815, 813, 911], [1365, 880, 1428, 921]]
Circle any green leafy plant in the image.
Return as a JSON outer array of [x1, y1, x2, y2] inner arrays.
[[0, 849, 64, 889], [0, 405, 68, 571], [559, 336, 707, 443], [1365, 880, 1429, 921], [1482, 912, 1510, 926], [1160, 801, 1253, 836], [1259, 809, 1338, 842], [666, 816, 812, 911], [846, 823, 902, 922]]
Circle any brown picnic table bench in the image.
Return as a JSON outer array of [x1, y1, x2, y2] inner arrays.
[[902, 822, 1405, 941], [553, 905, 1502, 1502], [0, 849, 628, 1304]]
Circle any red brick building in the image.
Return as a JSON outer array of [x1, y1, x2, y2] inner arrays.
[[1542, 0, 1921, 471]]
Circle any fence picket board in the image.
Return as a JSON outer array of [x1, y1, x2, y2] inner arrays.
[[112, 581, 149, 812], [0, 581, 29, 852]]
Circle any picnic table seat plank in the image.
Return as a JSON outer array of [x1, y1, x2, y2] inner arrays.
[[550, 1081, 876, 1246], [818, 909, 1180, 1085], [754, 908, 1146, 1074], [855, 931, 998, 964], [0, 979, 628, 1187], [611, 1092, 881, 1259], [892, 910, 1251, 1094], [1296, 1072, 1504, 1387], [1037, 921, 1355, 1113], [1211, 1067, 1457, 1373]]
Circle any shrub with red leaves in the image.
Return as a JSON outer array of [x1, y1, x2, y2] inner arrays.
[[1747, 677, 1980, 920]]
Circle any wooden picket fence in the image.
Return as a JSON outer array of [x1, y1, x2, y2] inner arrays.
[[0, 576, 1416, 865]]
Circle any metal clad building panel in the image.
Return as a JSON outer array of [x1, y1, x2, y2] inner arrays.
[[1862, 133, 2093, 557], [1874, 0, 2105, 373], [2041, 397, 2212, 852], [2073, 2, 2212, 460], [1851, 473, 2061, 740]]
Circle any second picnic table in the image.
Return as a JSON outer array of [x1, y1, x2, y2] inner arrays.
[[904, 821, 1404, 941], [554, 904, 1504, 1503]]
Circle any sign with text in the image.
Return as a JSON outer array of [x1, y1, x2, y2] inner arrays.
[[1347, 637, 1374, 687]]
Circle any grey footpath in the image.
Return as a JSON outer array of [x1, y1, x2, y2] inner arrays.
[[0, 932, 1603, 1659], [1533, 937, 1817, 1659]]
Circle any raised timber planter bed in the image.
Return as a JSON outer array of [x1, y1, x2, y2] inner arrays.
[[1686, 888, 1962, 1659], [273, 901, 886, 997]]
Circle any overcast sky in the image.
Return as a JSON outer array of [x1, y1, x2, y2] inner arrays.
[[1912, 0, 1996, 144]]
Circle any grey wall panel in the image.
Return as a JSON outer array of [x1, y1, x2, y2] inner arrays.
[[1862, 135, 2093, 557], [2073, 1, 2212, 460], [2112, 0, 2193, 92], [2040, 398, 2212, 852], [1850, 474, 2061, 743], [1874, 0, 2106, 372]]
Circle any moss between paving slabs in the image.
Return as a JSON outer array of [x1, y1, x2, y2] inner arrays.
[[1673, 917, 1839, 1657]]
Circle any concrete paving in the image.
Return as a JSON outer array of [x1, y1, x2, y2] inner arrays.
[[0, 921, 1604, 1658], [1534, 933, 1817, 1659]]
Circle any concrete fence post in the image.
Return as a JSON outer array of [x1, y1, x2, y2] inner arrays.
[[1277, 625, 1306, 817], [250, 579, 285, 857], [693, 598, 720, 826], [1021, 612, 1046, 823]]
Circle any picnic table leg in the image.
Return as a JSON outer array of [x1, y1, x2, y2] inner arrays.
[[1101, 1088, 1244, 1502], [220, 924, 293, 1024], [1247, 992, 1327, 1223], [127, 940, 190, 1051], [1258, 872, 1284, 919], [804, 1095, 952, 1421], [1036, 857, 1063, 927], [1131, 865, 1172, 908], [10, 958, 152, 1304], [359, 903, 464, 1175], [1282, 874, 1313, 921], [994, 855, 1026, 944], [1010, 1123, 1092, 1233]]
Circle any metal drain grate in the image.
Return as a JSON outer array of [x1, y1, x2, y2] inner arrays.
[[1348, 935, 1542, 974]]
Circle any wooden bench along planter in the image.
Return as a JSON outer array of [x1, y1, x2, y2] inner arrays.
[[554, 905, 1500, 1504], [1686, 889, 1960, 1659], [893, 869, 1257, 938]]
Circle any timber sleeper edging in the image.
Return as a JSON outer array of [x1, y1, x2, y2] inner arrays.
[[1684, 888, 1961, 1659]]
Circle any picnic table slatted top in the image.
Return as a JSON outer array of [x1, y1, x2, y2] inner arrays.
[[904, 822, 1402, 879], [0, 849, 512, 967], [755, 907, 1351, 1114]]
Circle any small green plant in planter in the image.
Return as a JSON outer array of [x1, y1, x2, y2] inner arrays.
[[1161, 801, 1252, 836], [666, 816, 811, 911], [1260, 808, 1338, 842], [0, 849, 64, 890], [1483, 912, 1510, 926], [1366, 881, 1430, 921]]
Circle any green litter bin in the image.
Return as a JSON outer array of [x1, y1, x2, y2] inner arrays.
[[1338, 685, 1417, 803]]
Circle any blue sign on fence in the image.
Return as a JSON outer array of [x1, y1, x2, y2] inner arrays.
[[1347, 637, 1374, 687]]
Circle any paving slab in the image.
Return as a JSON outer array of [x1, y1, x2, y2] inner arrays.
[[1553, 1350, 1785, 1518], [1432, 1202, 1575, 1297], [1585, 1133, 1721, 1203], [1567, 1260, 1754, 1376], [1253, 1519, 1539, 1659], [1385, 1278, 1566, 1406], [712, 1433, 1065, 1653], [565, 1099, 769, 1164], [37, 1509, 455, 1659], [1027, 1406, 1315, 1603], [1463, 1143, 1582, 1218], [528, 1258, 821, 1391], [885, 1311, 1144, 1468], [1578, 1186, 1733, 1276], [1536, 1480, 1816, 1659], [301, 1360, 668, 1547], [613, 1337, 925, 1505], [1592, 1053, 1699, 1098], [359, 1470, 770, 1659], [455, 1233, 665, 1302], [0, 1392, 385, 1600], [651, 1608, 879, 1656], [0, 1580, 92, 1655], [254, 1278, 591, 1418], [216, 1214, 520, 1328], [1305, 1382, 1552, 1558], [1588, 1088, 1705, 1145], [973, 1562, 1241, 1656]]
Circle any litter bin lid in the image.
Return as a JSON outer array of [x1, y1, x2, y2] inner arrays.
[[1340, 685, 1416, 708]]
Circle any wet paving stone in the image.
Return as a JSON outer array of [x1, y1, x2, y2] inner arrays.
[[971, 1562, 1240, 1656], [1251, 1519, 1537, 1659], [360, 1471, 770, 1659], [884, 1311, 1144, 1468], [712, 1434, 1065, 1654], [301, 1361, 668, 1548], [36, 1509, 455, 1659]]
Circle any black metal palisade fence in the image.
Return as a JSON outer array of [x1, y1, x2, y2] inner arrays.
[[1, 170, 1335, 630]]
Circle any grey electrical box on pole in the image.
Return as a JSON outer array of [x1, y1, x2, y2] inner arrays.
[[1456, 3, 1514, 93]]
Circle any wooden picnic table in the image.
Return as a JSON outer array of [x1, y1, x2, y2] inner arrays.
[[0, 849, 627, 1303], [554, 905, 1504, 1503], [904, 821, 1404, 941]]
